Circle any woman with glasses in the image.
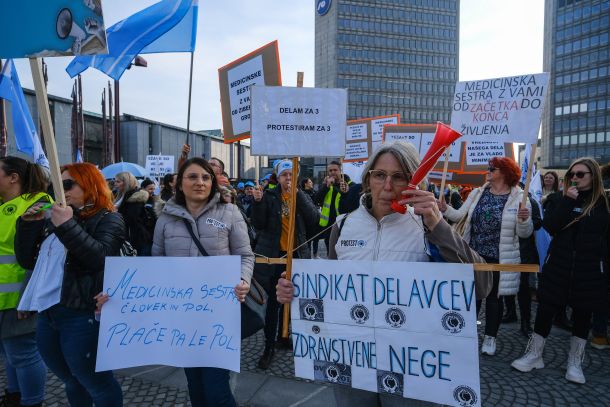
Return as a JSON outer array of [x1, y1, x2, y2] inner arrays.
[[512, 157, 609, 384], [15, 163, 126, 406], [276, 142, 488, 406], [152, 157, 253, 406], [0, 157, 50, 407], [439, 156, 533, 357]]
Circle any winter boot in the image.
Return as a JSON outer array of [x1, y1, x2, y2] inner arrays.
[[565, 336, 586, 384], [511, 333, 546, 372], [481, 335, 497, 356]]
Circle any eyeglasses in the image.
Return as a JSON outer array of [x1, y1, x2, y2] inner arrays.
[[487, 166, 499, 173], [184, 174, 213, 183], [567, 171, 591, 179], [368, 170, 411, 187], [62, 179, 78, 191]]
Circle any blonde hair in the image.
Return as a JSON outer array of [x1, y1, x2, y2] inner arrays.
[[114, 171, 139, 203], [563, 157, 609, 226]]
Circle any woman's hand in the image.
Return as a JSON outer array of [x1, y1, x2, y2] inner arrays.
[[517, 205, 530, 222], [276, 271, 295, 304], [50, 203, 73, 227], [234, 280, 250, 303], [94, 292, 109, 313], [566, 186, 579, 200], [21, 202, 48, 222], [17, 311, 35, 320], [398, 189, 442, 232], [437, 198, 448, 213]]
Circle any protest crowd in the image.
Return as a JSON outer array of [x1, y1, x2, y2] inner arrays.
[[0, 142, 608, 406]]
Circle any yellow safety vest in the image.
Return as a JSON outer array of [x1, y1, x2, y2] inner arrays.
[[319, 186, 341, 227], [0, 192, 52, 310]]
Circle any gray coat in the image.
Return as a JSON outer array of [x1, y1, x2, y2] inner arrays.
[[152, 194, 254, 284]]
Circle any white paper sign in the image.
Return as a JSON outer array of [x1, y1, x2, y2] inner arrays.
[[96, 257, 241, 372], [291, 259, 480, 406], [227, 55, 265, 136], [451, 73, 549, 143], [343, 161, 367, 184], [466, 142, 506, 165], [345, 142, 369, 161], [250, 86, 347, 157], [371, 116, 399, 142], [384, 132, 422, 150], [428, 171, 454, 180], [419, 134, 461, 163], [145, 155, 175, 178], [346, 123, 368, 141]]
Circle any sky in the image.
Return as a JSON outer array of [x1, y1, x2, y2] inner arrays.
[[12, 0, 545, 133]]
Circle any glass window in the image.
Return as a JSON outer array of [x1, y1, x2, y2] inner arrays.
[[555, 137, 562, 146], [579, 133, 587, 144], [571, 135, 578, 144], [571, 104, 579, 113], [598, 132, 605, 143], [555, 106, 563, 116], [579, 103, 587, 112], [588, 133, 596, 143]]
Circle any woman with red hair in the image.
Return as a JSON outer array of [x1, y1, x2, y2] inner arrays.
[[440, 156, 533, 356], [15, 163, 125, 406]]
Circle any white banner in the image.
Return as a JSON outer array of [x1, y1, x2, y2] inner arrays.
[[145, 155, 175, 178], [346, 123, 368, 141], [96, 256, 241, 372], [291, 259, 480, 406], [384, 132, 422, 149], [227, 55, 266, 136], [419, 134, 461, 163], [250, 86, 347, 157], [343, 161, 367, 184], [465, 142, 506, 166], [451, 73, 549, 144], [345, 142, 369, 161], [371, 116, 399, 142]]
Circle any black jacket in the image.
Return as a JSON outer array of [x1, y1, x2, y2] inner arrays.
[[538, 190, 609, 311], [118, 189, 156, 254], [519, 196, 542, 265], [15, 209, 126, 311]]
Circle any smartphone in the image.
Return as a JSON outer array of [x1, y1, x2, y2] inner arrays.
[[35, 203, 53, 213]]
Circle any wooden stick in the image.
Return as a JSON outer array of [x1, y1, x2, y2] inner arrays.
[[520, 143, 537, 207], [29, 58, 65, 204], [281, 71, 304, 339], [438, 145, 452, 203], [256, 257, 538, 272]]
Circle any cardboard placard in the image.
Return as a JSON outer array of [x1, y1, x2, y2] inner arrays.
[[451, 73, 550, 144], [344, 114, 399, 163], [0, 1, 108, 58], [250, 86, 347, 157], [218, 41, 282, 143]]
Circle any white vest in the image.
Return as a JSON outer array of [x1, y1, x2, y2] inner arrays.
[[334, 204, 430, 263]]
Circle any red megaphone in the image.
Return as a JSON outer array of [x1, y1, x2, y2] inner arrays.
[[390, 122, 462, 214]]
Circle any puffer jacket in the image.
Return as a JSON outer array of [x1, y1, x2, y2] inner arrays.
[[15, 209, 126, 310], [444, 184, 534, 296], [152, 194, 254, 284], [118, 188, 155, 254]]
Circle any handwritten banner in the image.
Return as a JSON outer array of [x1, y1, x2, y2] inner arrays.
[[291, 259, 481, 406], [145, 155, 175, 178], [250, 86, 347, 157], [451, 73, 550, 144], [218, 41, 282, 143], [96, 256, 241, 372]]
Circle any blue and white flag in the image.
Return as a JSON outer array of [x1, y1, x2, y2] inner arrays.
[[66, 0, 198, 81], [76, 149, 84, 163], [0, 60, 49, 169], [519, 144, 536, 186], [529, 169, 551, 268]]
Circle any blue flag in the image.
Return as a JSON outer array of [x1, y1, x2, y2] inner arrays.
[[66, 0, 198, 81], [0, 60, 49, 169]]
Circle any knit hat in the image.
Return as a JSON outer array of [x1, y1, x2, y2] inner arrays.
[[274, 159, 293, 177]]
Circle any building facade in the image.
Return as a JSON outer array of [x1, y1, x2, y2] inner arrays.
[[2, 90, 263, 179], [541, 0, 610, 168], [310, 0, 460, 181]]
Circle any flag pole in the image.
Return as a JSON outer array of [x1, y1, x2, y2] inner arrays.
[[29, 58, 65, 204], [185, 51, 195, 148], [438, 145, 451, 203]]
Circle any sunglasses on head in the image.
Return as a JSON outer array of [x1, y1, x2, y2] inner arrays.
[[62, 179, 78, 191], [567, 171, 591, 179]]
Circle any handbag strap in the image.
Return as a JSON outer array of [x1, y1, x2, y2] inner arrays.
[[182, 219, 209, 257]]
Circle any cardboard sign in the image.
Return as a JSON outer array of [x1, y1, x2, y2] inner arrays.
[[218, 41, 282, 143], [96, 256, 241, 372], [145, 155, 175, 178], [0, 1, 108, 58], [291, 259, 481, 406], [344, 115, 399, 163], [250, 86, 347, 157], [451, 73, 550, 144]]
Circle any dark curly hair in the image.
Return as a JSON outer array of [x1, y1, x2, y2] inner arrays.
[[489, 156, 521, 187]]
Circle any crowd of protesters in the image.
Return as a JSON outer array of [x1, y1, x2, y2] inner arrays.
[[0, 142, 608, 406]]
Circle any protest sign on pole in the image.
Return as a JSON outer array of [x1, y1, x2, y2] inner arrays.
[[250, 86, 347, 157], [145, 155, 175, 178], [218, 41, 282, 144], [0, 1, 108, 58], [96, 256, 241, 372], [451, 73, 549, 144], [343, 114, 399, 163], [290, 259, 481, 406]]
